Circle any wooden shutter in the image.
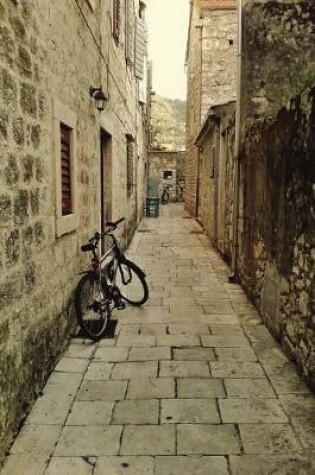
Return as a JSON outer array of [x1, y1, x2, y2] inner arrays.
[[125, 0, 134, 64], [60, 123, 72, 216], [135, 17, 146, 79], [113, 0, 121, 42], [127, 138, 133, 196]]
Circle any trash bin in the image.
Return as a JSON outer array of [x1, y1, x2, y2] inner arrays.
[[146, 197, 159, 217]]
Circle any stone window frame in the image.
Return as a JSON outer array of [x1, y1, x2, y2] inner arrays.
[[54, 100, 78, 238]]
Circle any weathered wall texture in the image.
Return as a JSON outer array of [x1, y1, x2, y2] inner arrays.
[[0, 0, 148, 461], [196, 102, 235, 259], [237, 0, 315, 387], [148, 151, 185, 201], [185, 0, 237, 216], [239, 87, 315, 387]]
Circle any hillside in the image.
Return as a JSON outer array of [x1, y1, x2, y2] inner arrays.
[[150, 96, 186, 151]]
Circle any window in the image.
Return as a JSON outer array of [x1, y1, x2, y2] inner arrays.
[[54, 100, 78, 237], [163, 170, 173, 179], [113, 0, 121, 43], [126, 136, 134, 196], [228, 39, 234, 46], [60, 124, 72, 216], [125, 0, 134, 65]]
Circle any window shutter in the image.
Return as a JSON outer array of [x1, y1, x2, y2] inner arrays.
[[125, 0, 134, 64], [60, 123, 72, 216], [135, 17, 146, 79], [127, 138, 134, 196], [113, 0, 121, 42]]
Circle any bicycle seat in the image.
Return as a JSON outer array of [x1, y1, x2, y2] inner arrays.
[[81, 243, 96, 252]]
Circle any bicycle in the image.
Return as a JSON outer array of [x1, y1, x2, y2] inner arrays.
[[161, 185, 172, 204], [74, 218, 149, 340]]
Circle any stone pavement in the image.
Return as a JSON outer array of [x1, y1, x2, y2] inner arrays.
[[2, 204, 315, 475]]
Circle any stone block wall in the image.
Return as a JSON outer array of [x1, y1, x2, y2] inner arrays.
[[148, 151, 185, 202], [185, 0, 236, 216], [238, 87, 315, 387], [0, 0, 148, 461], [237, 0, 315, 387]]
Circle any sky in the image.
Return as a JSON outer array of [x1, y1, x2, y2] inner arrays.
[[146, 0, 190, 101]]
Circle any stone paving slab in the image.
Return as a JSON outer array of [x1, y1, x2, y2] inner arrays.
[[210, 361, 266, 378], [94, 347, 129, 362], [229, 455, 315, 475], [224, 378, 276, 398], [55, 426, 122, 456], [77, 380, 127, 401], [177, 378, 226, 398], [128, 347, 171, 361], [1, 455, 49, 475], [161, 399, 220, 424], [120, 425, 176, 455], [112, 400, 159, 425], [45, 457, 93, 475], [159, 360, 210, 378], [126, 378, 175, 399], [239, 424, 303, 454], [214, 347, 257, 361], [83, 362, 114, 380], [155, 456, 229, 475], [10, 425, 62, 455], [177, 424, 241, 455], [219, 398, 289, 423], [111, 361, 158, 379], [66, 401, 114, 426], [54, 357, 90, 374], [94, 456, 154, 475], [25, 373, 83, 425], [173, 347, 216, 361]]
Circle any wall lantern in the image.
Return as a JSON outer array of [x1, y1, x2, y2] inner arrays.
[[89, 86, 108, 112]]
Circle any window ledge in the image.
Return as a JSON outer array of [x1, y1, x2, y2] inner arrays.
[[56, 214, 78, 238]]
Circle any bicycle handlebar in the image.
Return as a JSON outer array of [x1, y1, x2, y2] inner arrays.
[[105, 217, 125, 229], [81, 218, 125, 253]]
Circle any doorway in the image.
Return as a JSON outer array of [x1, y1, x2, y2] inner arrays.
[[100, 129, 112, 252]]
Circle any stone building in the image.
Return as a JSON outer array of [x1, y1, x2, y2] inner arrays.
[[184, 0, 237, 215], [0, 0, 148, 460], [235, 0, 315, 388], [185, 0, 315, 387], [194, 100, 235, 259], [148, 151, 185, 203]]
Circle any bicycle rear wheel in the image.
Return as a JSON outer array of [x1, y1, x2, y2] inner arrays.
[[74, 272, 111, 340], [107, 260, 149, 306]]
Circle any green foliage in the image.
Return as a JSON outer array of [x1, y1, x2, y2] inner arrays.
[[150, 96, 186, 151]]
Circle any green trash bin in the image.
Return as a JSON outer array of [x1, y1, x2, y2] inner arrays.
[[146, 197, 159, 217]]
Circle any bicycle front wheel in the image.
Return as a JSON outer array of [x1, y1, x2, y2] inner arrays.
[[113, 260, 149, 306], [74, 273, 111, 340]]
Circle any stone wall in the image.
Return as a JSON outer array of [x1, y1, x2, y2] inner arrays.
[[195, 102, 235, 259], [238, 87, 315, 387], [0, 0, 148, 461], [238, 0, 315, 387], [148, 151, 185, 202], [185, 0, 236, 216]]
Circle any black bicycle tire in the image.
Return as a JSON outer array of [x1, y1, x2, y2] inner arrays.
[[114, 260, 149, 306], [74, 273, 110, 340]]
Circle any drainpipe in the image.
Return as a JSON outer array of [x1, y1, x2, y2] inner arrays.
[[229, 0, 242, 284]]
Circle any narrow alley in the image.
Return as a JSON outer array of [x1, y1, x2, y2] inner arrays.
[[2, 205, 314, 475]]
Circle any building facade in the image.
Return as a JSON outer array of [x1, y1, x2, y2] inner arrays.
[[0, 0, 148, 460], [185, 0, 315, 388], [235, 0, 315, 387], [185, 0, 237, 215]]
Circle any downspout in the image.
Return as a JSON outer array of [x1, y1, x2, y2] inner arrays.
[[229, 0, 242, 283]]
